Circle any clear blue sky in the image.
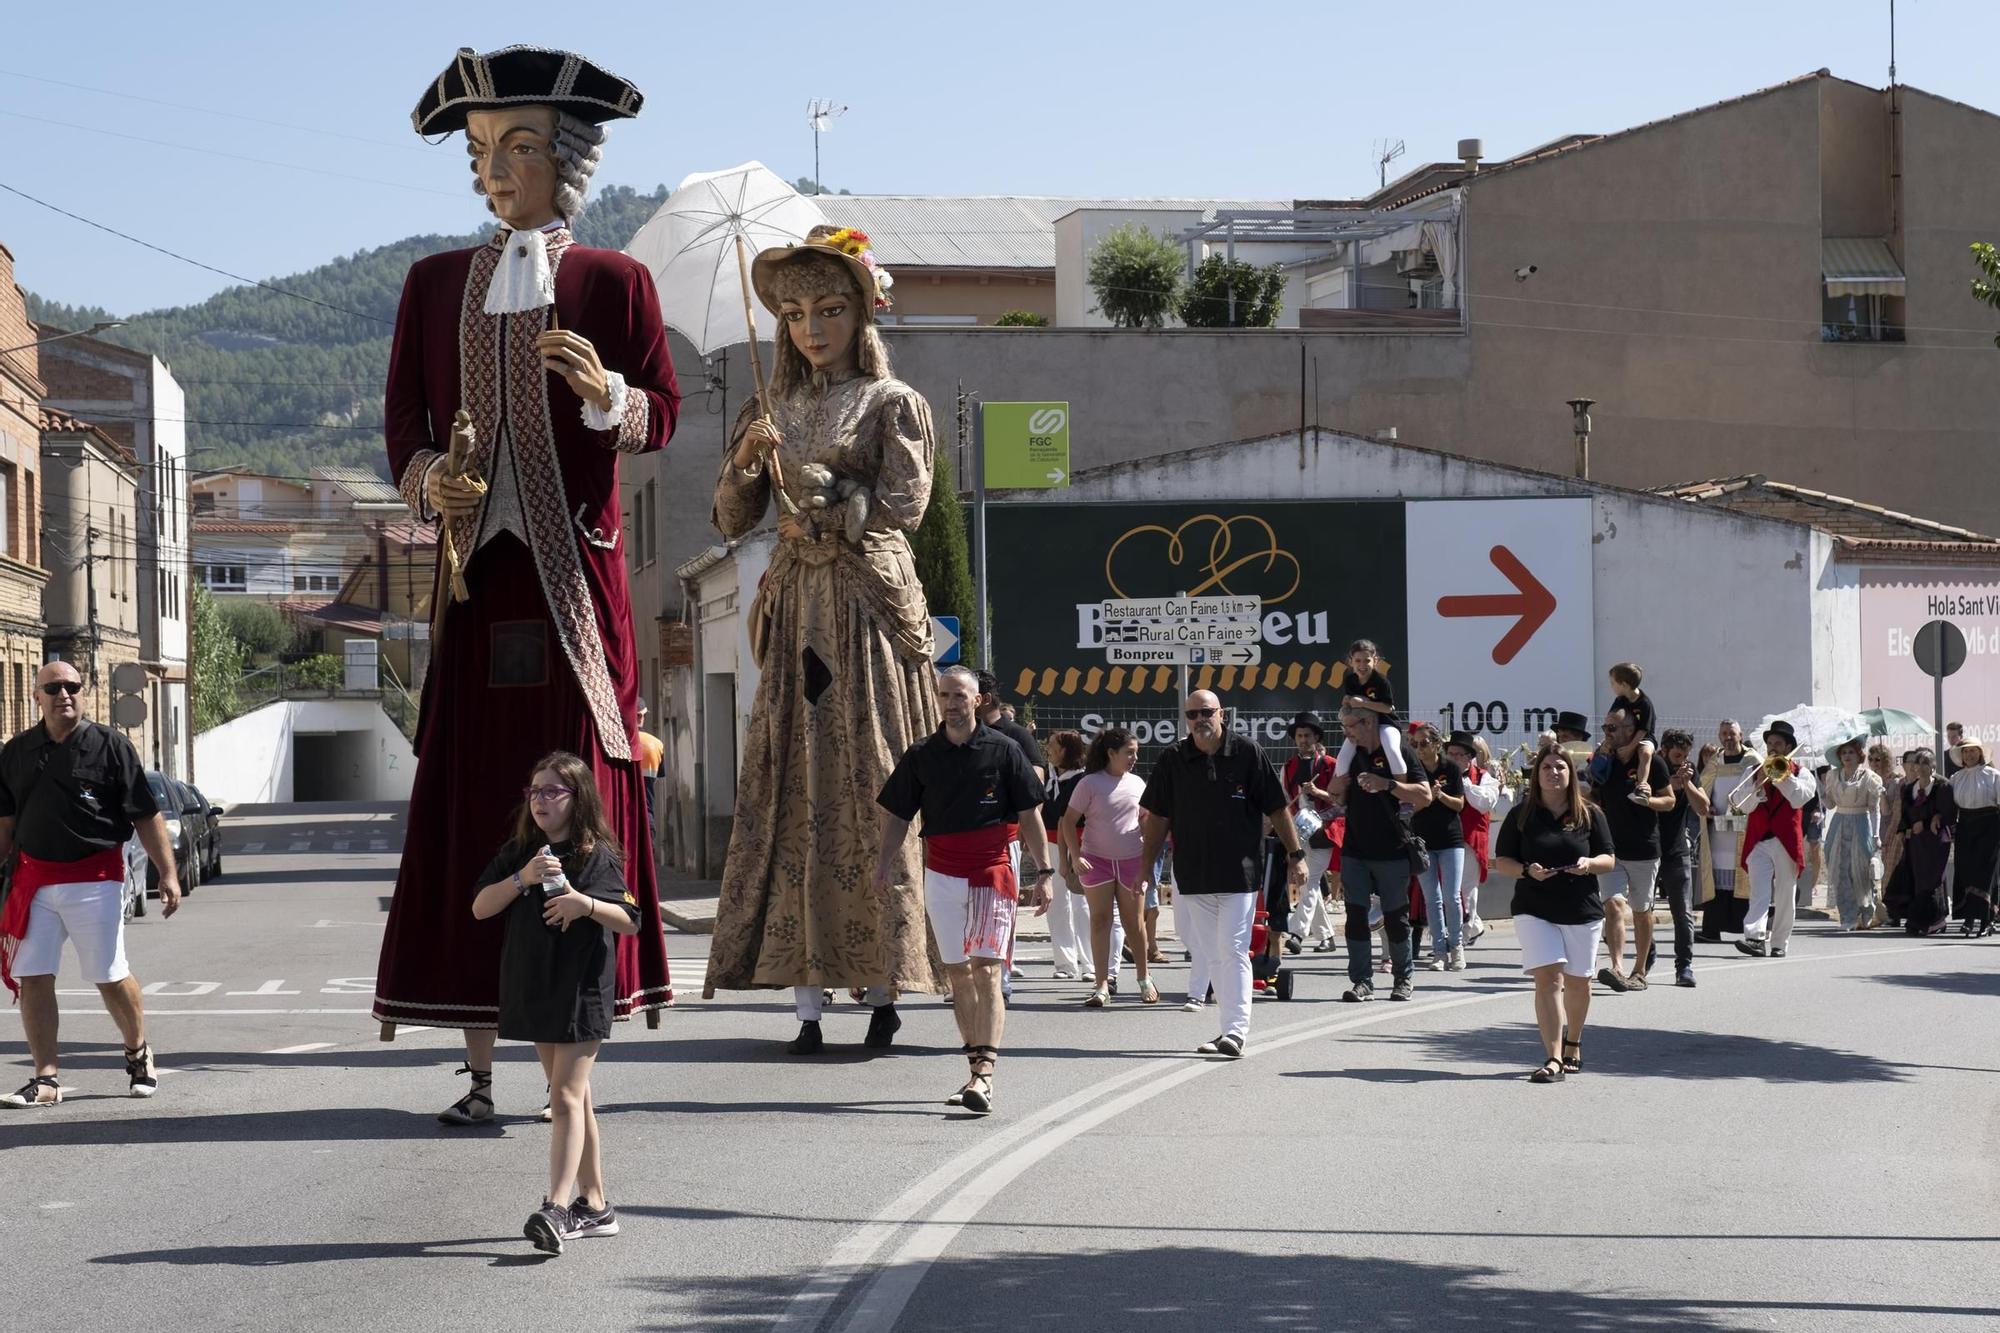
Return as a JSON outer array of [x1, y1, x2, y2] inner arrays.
[[2, 0, 1985, 313]]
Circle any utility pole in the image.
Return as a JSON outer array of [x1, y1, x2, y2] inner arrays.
[[1567, 398, 1596, 480]]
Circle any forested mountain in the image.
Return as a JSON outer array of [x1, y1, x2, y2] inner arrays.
[[25, 185, 670, 479]]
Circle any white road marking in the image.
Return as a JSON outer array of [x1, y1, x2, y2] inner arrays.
[[141, 981, 219, 997], [242, 842, 265, 853], [331, 841, 351, 852], [39, 1202, 75, 1211], [287, 841, 310, 852], [309, 920, 382, 929], [368, 840, 389, 852], [227, 981, 301, 996], [794, 941, 1959, 1333], [264, 1041, 338, 1055], [10, 1007, 377, 1017]]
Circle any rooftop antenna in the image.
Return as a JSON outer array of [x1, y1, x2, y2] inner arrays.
[[1373, 138, 1406, 190], [807, 99, 848, 195], [1888, 0, 1897, 84]]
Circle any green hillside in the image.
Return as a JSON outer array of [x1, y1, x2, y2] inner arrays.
[[25, 184, 669, 479]]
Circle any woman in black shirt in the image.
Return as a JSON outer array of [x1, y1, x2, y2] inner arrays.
[[1492, 745, 1615, 1084], [470, 751, 640, 1255], [1409, 724, 1469, 971]]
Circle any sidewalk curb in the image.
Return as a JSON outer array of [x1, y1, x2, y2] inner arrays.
[[663, 907, 715, 934]]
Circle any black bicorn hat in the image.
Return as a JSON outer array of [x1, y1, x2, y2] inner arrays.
[[1553, 710, 1591, 736], [1289, 711, 1325, 740], [413, 46, 643, 137]]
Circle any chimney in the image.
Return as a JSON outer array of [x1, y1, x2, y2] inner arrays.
[[1457, 138, 1484, 173]]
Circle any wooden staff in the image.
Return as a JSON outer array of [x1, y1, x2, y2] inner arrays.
[[733, 233, 797, 515]]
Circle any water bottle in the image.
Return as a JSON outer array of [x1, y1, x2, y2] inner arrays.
[[539, 844, 570, 897]]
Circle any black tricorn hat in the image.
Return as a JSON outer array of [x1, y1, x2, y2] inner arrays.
[[1763, 719, 1798, 746], [1289, 711, 1325, 739], [413, 46, 643, 137], [1553, 710, 1591, 736], [1445, 730, 1480, 754]]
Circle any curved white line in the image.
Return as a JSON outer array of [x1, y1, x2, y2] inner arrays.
[[791, 941, 1965, 1332]]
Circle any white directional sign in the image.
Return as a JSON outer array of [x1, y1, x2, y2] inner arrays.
[[1107, 645, 1193, 665], [929, 615, 961, 664], [1190, 645, 1262, 667], [1124, 620, 1261, 646], [1102, 595, 1261, 620]]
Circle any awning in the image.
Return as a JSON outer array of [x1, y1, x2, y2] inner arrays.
[[1823, 237, 1905, 297]]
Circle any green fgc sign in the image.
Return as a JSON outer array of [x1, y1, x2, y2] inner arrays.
[[983, 401, 1071, 489]]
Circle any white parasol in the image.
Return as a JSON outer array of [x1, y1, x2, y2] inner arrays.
[[1755, 704, 1870, 758], [626, 161, 826, 363]]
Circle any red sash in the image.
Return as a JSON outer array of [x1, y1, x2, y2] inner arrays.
[[1740, 764, 1805, 871], [926, 823, 1019, 900], [2, 847, 128, 998]]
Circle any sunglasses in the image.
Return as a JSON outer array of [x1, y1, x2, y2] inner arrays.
[[40, 681, 82, 696], [522, 785, 575, 801], [1185, 708, 1218, 719]]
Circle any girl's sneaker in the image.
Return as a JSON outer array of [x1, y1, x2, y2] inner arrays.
[[525, 1200, 571, 1255], [1424, 955, 1446, 972], [568, 1198, 620, 1237]]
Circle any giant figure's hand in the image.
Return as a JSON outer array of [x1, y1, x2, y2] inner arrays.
[[536, 329, 610, 410], [427, 466, 486, 519], [735, 417, 783, 470]]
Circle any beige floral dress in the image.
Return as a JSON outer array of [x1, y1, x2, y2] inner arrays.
[[703, 371, 942, 994]]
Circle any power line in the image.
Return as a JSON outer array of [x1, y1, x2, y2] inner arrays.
[[0, 67, 433, 155], [0, 180, 393, 327], [0, 108, 460, 200]]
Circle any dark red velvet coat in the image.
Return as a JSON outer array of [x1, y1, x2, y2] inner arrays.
[[372, 228, 680, 1030]]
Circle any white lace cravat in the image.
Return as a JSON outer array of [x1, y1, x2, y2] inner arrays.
[[483, 221, 562, 315]]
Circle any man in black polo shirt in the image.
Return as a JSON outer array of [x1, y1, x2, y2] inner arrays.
[[1331, 703, 1431, 1002], [0, 660, 181, 1108], [1135, 689, 1305, 1059], [1595, 711, 1673, 993], [877, 665, 1052, 1115], [1655, 728, 1709, 988]]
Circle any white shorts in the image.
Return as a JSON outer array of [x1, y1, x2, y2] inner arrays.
[[1515, 913, 1605, 978], [923, 868, 1016, 966], [13, 880, 130, 984], [1603, 858, 1660, 911]]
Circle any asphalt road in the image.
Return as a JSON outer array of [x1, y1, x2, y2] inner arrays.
[[5, 803, 1998, 1332]]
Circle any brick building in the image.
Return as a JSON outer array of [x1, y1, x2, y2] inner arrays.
[[0, 244, 51, 736]]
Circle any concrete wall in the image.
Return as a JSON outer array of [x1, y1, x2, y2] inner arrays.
[[882, 272, 1055, 325], [194, 698, 415, 806]]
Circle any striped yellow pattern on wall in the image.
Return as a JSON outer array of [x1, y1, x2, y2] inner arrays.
[[1010, 662, 1357, 697]]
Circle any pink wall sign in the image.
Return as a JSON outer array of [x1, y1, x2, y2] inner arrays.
[[1860, 569, 2000, 747]]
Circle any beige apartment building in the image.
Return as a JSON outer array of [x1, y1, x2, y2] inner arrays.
[[0, 245, 49, 737]]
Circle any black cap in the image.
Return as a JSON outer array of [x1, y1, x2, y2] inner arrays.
[[1290, 711, 1324, 740], [1553, 710, 1591, 736], [413, 46, 643, 137]]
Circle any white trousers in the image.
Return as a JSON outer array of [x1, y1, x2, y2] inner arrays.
[[1742, 840, 1799, 950], [1286, 845, 1337, 943], [1179, 891, 1257, 1040], [795, 984, 891, 1022], [1047, 875, 1091, 974]]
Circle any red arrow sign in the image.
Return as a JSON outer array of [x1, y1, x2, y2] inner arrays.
[[1435, 545, 1557, 665]]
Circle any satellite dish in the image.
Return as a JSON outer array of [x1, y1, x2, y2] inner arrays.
[[112, 694, 149, 727], [111, 661, 149, 695]]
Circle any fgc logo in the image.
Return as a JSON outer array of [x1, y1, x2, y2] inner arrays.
[[1026, 406, 1068, 438]]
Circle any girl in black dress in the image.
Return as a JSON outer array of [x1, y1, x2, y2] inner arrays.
[[471, 751, 640, 1256]]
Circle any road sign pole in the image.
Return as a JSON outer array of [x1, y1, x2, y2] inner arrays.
[[1178, 588, 1190, 723], [973, 401, 990, 670], [1936, 667, 1945, 771]]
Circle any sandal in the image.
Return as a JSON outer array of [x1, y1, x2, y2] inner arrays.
[[0, 1075, 62, 1108], [1082, 987, 1109, 1008], [125, 1042, 159, 1099], [1561, 1039, 1582, 1074], [1530, 1057, 1565, 1084], [958, 1046, 996, 1116], [1140, 976, 1160, 1005], [437, 1064, 494, 1125]]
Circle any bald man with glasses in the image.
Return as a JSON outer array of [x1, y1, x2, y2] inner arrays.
[[1137, 691, 1305, 1058]]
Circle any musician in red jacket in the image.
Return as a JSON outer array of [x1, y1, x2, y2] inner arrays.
[[371, 46, 680, 1124], [1725, 720, 1817, 959]]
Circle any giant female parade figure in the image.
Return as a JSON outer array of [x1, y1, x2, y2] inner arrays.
[[371, 47, 678, 1121], [704, 226, 941, 1053]]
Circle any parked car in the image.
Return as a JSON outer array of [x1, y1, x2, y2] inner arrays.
[[171, 780, 220, 886], [184, 782, 222, 881], [121, 833, 147, 921], [145, 771, 195, 898]]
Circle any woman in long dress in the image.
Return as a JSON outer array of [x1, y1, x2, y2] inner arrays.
[[1866, 744, 1903, 928], [1947, 739, 2000, 934], [704, 226, 942, 1052], [1819, 739, 1883, 931]]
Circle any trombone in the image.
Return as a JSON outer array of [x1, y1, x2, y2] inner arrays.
[[1728, 751, 1795, 813]]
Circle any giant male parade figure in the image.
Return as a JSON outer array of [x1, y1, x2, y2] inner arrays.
[[371, 46, 678, 1122]]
